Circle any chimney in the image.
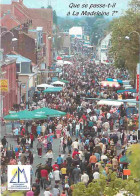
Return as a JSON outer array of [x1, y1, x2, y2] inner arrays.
[[19, 0, 23, 4]]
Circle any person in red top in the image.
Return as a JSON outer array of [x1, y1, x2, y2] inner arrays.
[[52, 162, 59, 171], [21, 128, 25, 137], [72, 149, 80, 159], [30, 133, 34, 148], [82, 114, 87, 125], [40, 168, 48, 189]]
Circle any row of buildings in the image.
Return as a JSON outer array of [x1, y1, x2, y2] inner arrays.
[[68, 26, 112, 64], [0, 0, 53, 116]]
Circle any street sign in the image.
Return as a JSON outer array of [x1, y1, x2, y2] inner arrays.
[[0, 79, 8, 92], [136, 63, 140, 93], [137, 74, 139, 93]]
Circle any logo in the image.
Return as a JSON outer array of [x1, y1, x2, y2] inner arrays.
[[8, 165, 30, 190]]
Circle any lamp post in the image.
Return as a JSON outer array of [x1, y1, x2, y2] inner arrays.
[[46, 35, 52, 83], [125, 31, 140, 138], [26, 72, 40, 110]]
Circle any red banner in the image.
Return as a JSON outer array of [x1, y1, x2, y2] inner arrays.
[[137, 74, 139, 93]]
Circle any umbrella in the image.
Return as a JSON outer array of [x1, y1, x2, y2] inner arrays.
[[51, 81, 65, 86], [4, 113, 20, 120], [43, 87, 63, 93], [32, 107, 66, 117], [59, 79, 69, 83], [4, 110, 47, 120], [101, 81, 120, 88], [57, 56, 62, 60], [119, 155, 129, 164]]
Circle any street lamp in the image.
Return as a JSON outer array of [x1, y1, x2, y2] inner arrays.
[[26, 72, 40, 110], [125, 31, 140, 137]]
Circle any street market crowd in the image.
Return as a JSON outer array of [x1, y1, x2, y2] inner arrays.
[[1, 51, 139, 196]]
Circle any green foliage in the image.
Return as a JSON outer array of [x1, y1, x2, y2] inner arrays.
[[57, 16, 109, 45], [47, 5, 52, 9], [85, 16, 109, 45], [53, 10, 57, 25], [109, 0, 140, 77], [72, 171, 140, 196], [127, 144, 140, 180]]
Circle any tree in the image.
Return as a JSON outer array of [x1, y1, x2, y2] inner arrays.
[[53, 10, 57, 25], [47, 5, 52, 9], [85, 16, 109, 45], [109, 0, 140, 80], [126, 144, 140, 181], [72, 171, 140, 196]]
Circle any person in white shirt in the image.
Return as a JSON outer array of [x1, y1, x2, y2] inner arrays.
[[44, 187, 52, 196], [101, 154, 108, 162], [72, 139, 79, 149], [93, 171, 100, 180], [78, 150, 84, 161], [76, 123, 80, 137], [54, 169, 60, 183], [45, 150, 54, 165], [17, 160, 21, 165], [81, 172, 89, 185]]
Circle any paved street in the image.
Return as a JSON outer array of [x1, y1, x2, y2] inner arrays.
[[2, 123, 73, 194]]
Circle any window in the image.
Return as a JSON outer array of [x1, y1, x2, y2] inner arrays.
[[16, 63, 21, 73]]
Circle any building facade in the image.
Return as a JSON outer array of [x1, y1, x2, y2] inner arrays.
[[97, 33, 112, 64], [1, 54, 18, 116], [1, 0, 53, 67]]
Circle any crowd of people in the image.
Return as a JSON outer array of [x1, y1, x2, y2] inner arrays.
[[1, 47, 138, 196]]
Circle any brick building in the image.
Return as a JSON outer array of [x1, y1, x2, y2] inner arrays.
[[1, 53, 18, 116], [1, 0, 53, 67]]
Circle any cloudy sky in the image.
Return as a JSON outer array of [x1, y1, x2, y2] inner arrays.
[[1, 0, 130, 17]]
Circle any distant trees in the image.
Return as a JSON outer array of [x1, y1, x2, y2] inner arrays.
[[109, 0, 140, 79]]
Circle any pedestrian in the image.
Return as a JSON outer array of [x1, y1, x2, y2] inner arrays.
[[93, 171, 100, 180], [62, 136, 67, 154], [72, 139, 79, 150], [81, 171, 89, 185], [30, 133, 34, 148], [60, 190, 66, 196], [46, 150, 54, 166], [1, 136, 8, 148], [72, 165, 81, 184], [43, 187, 52, 196], [54, 168, 61, 184], [67, 136, 72, 154], [26, 190, 34, 196], [28, 151, 34, 165], [89, 153, 97, 169], [52, 184, 60, 196], [40, 167, 49, 190], [36, 140, 43, 158], [57, 154, 63, 170], [37, 124, 42, 136]]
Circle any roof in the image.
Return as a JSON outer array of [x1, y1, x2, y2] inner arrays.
[[0, 4, 12, 17], [2, 56, 16, 66], [1, 3, 53, 33], [0, 14, 20, 30], [28, 8, 53, 34], [28, 8, 52, 21], [7, 54, 31, 63]]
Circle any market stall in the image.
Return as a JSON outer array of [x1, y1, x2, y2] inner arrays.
[[97, 100, 123, 107], [100, 81, 120, 88], [43, 87, 63, 93], [51, 81, 65, 87]]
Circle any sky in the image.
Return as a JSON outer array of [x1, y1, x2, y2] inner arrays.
[[1, 0, 130, 17]]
